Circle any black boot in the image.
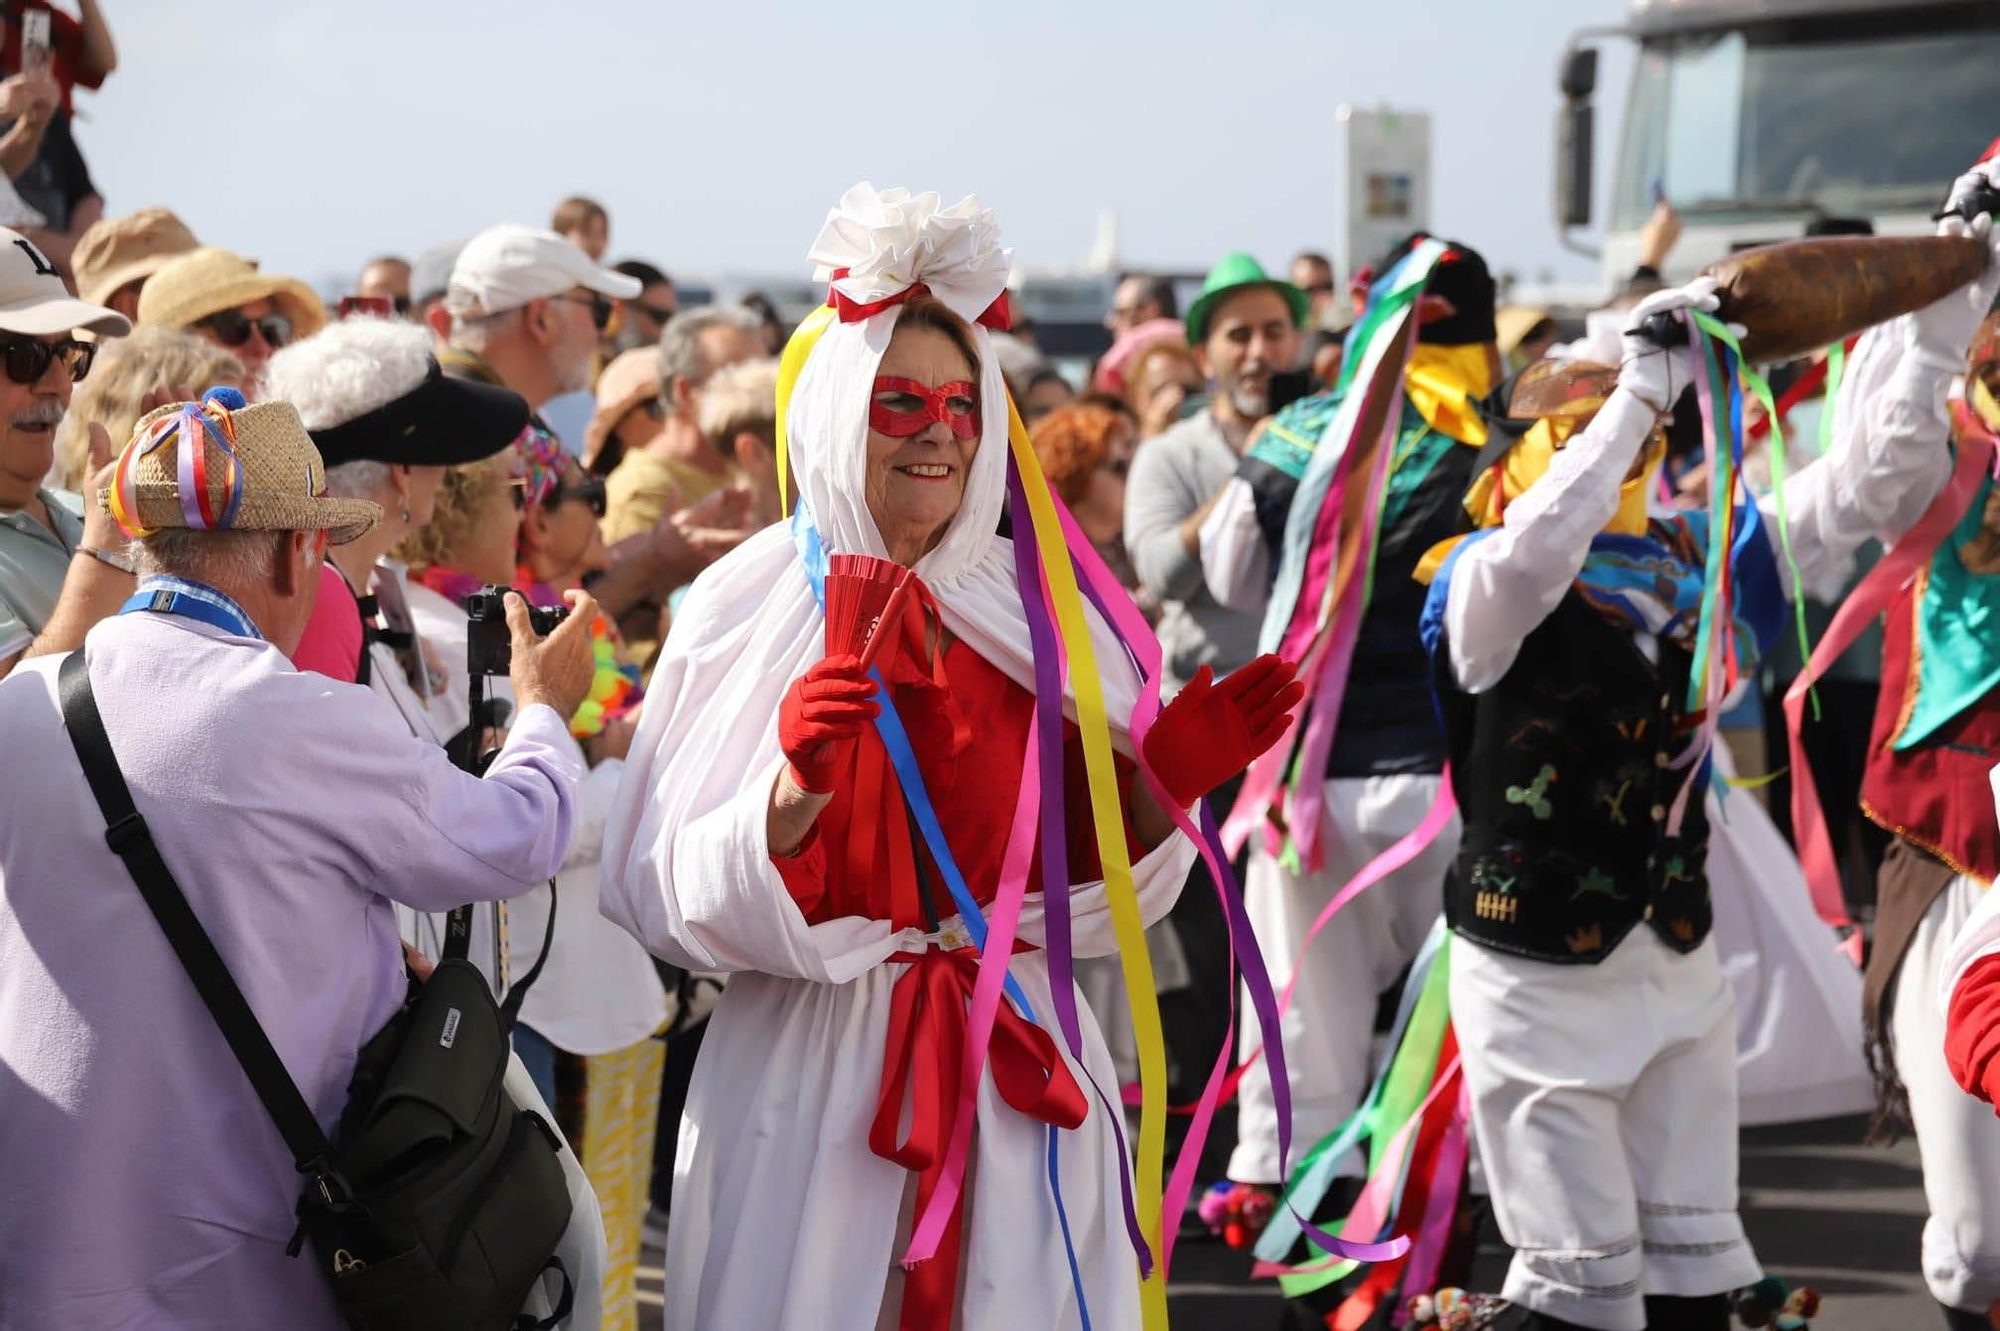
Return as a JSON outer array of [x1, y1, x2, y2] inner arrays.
[[1940, 1301, 1992, 1331], [1643, 1293, 1730, 1330]]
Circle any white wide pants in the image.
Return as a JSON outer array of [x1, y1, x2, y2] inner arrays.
[[1452, 929, 1761, 1331], [1892, 875, 2000, 1313], [1228, 773, 1458, 1184]]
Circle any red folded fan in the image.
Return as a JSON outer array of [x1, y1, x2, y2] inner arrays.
[[826, 553, 919, 673]]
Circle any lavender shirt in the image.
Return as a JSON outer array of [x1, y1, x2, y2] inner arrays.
[[0, 611, 584, 1328]]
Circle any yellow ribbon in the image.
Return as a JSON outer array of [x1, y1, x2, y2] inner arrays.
[[774, 303, 836, 512], [1003, 396, 1172, 1326]]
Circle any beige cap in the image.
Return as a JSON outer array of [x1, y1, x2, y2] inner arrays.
[[135, 247, 328, 341], [583, 346, 661, 465], [107, 391, 379, 544], [0, 226, 128, 337], [72, 207, 199, 309]]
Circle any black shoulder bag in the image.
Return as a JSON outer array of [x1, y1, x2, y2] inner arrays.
[[59, 651, 576, 1331]]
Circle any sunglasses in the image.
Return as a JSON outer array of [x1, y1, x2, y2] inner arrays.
[[550, 476, 607, 517], [198, 309, 293, 350], [637, 303, 676, 325], [0, 333, 93, 385], [552, 293, 614, 332]]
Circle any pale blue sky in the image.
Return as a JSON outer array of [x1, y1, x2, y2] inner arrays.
[[82, 0, 1633, 293]]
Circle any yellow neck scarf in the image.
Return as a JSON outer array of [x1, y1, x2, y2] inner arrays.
[[1417, 413, 1666, 584], [1402, 342, 1495, 447]]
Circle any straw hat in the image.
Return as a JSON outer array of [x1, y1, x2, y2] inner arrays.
[[583, 346, 661, 465], [134, 247, 328, 340], [71, 207, 199, 309], [104, 387, 379, 544]]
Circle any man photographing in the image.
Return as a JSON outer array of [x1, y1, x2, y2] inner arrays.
[[0, 388, 601, 1326]]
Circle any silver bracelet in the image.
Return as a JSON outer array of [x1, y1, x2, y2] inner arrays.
[[75, 544, 135, 575]]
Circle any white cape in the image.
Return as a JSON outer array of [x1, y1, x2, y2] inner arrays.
[[1706, 751, 1873, 1125]]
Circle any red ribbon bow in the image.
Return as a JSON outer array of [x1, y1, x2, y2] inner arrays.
[[869, 943, 1086, 1330], [827, 268, 1012, 331]]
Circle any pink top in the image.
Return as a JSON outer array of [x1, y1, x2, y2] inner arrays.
[[292, 563, 364, 681]]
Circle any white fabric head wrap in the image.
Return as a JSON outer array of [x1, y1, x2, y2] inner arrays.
[[600, 183, 1152, 976]]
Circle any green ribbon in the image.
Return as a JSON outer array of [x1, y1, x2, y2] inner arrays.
[[1274, 932, 1454, 1297], [1687, 310, 1819, 709]]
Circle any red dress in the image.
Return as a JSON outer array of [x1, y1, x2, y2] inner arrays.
[[769, 631, 1141, 1331], [772, 635, 1137, 926]]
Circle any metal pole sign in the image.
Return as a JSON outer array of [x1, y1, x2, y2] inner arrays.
[[1339, 106, 1432, 280]]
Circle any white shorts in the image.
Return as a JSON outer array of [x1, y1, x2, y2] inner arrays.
[[1451, 928, 1761, 1331], [1229, 773, 1457, 1184]]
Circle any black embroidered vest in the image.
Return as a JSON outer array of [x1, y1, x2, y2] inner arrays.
[[1432, 593, 1714, 964]]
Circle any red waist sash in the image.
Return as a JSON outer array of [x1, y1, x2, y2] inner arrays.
[[869, 940, 1087, 1330]]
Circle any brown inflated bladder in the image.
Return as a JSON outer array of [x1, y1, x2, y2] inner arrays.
[[1717, 233, 1987, 364], [1509, 234, 1990, 419]]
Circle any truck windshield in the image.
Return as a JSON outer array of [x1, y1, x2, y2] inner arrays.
[[1613, 23, 2000, 229]]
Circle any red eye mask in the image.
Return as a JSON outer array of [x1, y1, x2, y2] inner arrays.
[[869, 376, 980, 440]]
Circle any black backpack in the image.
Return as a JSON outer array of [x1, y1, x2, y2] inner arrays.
[[59, 650, 576, 1330]]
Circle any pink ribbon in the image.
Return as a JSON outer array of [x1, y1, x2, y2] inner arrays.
[[1784, 425, 1997, 966]]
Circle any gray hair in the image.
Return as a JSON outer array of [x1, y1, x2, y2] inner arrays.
[[325, 459, 394, 502], [259, 316, 434, 429], [695, 357, 780, 450], [657, 305, 763, 415], [446, 307, 513, 354], [135, 528, 283, 588]]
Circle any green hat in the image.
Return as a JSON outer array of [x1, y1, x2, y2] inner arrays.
[[1184, 252, 1310, 346]]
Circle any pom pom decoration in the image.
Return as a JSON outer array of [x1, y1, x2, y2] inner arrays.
[[1401, 1286, 1515, 1330], [824, 553, 919, 673], [1732, 1276, 1820, 1329], [568, 616, 643, 740], [202, 384, 248, 411], [1194, 1181, 1275, 1250]]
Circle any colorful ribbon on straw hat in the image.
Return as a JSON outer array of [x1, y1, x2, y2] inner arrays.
[[105, 386, 379, 545], [109, 387, 251, 538]]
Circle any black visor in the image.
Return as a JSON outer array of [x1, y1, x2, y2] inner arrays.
[[309, 359, 531, 469]]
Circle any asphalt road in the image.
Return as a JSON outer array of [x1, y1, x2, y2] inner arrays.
[[636, 1114, 1938, 1329]]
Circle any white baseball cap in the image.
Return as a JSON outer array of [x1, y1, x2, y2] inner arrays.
[[444, 223, 640, 319], [0, 226, 130, 337]]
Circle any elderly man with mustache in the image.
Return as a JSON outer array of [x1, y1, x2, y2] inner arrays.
[[0, 224, 132, 678]]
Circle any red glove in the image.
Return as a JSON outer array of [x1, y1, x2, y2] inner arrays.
[[1946, 952, 2000, 1107], [1142, 654, 1303, 809], [778, 653, 880, 794]]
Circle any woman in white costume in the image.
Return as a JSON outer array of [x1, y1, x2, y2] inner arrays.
[[601, 184, 1301, 1331]]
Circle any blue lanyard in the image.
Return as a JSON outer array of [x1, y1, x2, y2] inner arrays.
[[119, 576, 263, 640]]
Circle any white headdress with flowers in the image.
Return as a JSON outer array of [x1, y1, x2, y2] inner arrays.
[[603, 181, 1167, 971]]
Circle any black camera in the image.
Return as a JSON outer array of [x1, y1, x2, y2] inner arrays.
[[463, 587, 568, 676]]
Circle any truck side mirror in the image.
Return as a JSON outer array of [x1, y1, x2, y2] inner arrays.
[[1556, 46, 1598, 230], [1557, 100, 1594, 228], [1560, 46, 1598, 98]]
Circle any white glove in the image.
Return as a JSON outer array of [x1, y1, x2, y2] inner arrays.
[[1619, 276, 1730, 414], [1915, 159, 2000, 370], [1937, 162, 1999, 242]]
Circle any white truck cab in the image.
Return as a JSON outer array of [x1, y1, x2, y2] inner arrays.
[[1557, 0, 2000, 288]]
